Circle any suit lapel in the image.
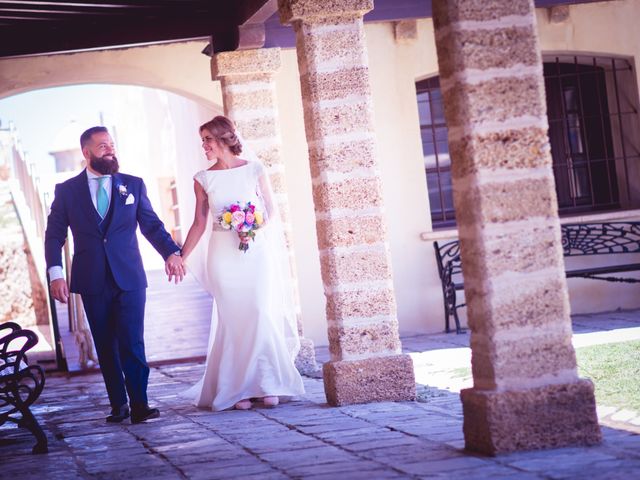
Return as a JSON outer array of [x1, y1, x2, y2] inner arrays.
[[106, 173, 123, 232], [74, 170, 101, 229]]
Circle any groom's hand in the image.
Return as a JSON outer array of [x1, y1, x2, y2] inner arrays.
[[50, 279, 69, 304], [165, 254, 185, 284]]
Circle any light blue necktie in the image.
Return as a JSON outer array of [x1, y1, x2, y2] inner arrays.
[[96, 177, 109, 218]]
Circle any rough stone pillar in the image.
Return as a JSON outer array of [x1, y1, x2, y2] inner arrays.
[[212, 48, 318, 374], [279, 0, 416, 406], [432, 0, 601, 454]]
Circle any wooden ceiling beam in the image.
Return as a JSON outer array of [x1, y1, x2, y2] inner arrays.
[[206, 0, 274, 53], [0, 1, 207, 7], [0, 0, 274, 58], [0, 16, 231, 58]]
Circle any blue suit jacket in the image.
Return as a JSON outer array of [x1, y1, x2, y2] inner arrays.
[[44, 170, 179, 295]]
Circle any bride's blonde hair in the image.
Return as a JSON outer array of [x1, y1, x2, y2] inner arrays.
[[199, 116, 243, 155]]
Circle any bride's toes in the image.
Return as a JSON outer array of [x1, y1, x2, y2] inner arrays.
[[262, 396, 279, 407], [234, 399, 252, 410]]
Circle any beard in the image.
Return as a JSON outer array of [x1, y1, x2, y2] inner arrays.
[[89, 152, 119, 175]]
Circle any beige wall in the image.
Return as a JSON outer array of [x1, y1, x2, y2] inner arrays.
[[364, 20, 445, 336], [274, 51, 328, 343], [1, 0, 639, 346]]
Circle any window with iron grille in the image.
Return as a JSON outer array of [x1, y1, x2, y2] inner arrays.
[[416, 77, 456, 227], [416, 55, 640, 228]]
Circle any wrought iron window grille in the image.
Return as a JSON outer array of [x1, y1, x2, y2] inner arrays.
[[416, 55, 640, 228]]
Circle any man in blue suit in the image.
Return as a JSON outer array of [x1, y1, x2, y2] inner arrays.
[[45, 126, 185, 424]]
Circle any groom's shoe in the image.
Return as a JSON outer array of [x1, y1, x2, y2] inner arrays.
[[106, 405, 130, 423], [131, 405, 160, 424]]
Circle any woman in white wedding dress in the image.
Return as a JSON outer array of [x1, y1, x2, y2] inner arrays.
[[179, 116, 304, 410]]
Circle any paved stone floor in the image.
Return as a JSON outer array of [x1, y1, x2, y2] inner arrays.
[[2, 310, 640, 479]]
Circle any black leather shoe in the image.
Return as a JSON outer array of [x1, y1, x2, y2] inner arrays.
[[130, 406, 160, 424], [106, 405, 130, 423]]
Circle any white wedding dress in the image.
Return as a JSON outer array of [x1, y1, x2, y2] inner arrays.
[[183, 160, 304, 411]]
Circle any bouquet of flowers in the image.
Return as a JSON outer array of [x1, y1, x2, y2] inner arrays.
[[219, 201, 264, 252]]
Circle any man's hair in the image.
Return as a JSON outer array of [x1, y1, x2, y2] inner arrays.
[[80, 126, 109, 149]]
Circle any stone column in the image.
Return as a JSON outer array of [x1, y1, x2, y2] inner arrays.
[[279, 0, 415, 406], [432, 0, 601, 454], [212, 47, 318, 374]]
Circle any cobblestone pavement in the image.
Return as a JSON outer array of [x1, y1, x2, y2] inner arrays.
[[2, 311, 640, 479]]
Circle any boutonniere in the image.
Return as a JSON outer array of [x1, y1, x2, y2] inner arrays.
[[117, 184, 128, 198]]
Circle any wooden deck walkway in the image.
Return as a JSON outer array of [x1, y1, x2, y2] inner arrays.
[[56, 268, 212, 372], [144, 269, 212, 364]]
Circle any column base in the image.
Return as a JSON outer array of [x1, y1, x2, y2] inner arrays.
[[295, 337, 319, 375], [323, 354, 415, 406], [461, 378, 601, 455]]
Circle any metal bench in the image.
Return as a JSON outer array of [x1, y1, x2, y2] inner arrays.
[[434, 222, 640, 334], [0, 321, 48, 454]]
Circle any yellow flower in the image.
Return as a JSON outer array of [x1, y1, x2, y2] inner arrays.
[[254, 212, 263, 225], [222, 211, 232, 224]]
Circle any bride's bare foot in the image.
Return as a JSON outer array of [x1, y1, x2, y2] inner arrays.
[[262, 396, 279, 407], [234, 399, 252, 410]]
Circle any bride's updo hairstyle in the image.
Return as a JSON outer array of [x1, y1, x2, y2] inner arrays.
[[200, 116, 243, 155]]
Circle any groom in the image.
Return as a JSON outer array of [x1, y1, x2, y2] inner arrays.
[[45, 126, 185, 424]]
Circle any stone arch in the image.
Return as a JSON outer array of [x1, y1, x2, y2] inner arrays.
[[0, 40, 228, 269], [0, 40, 221, 107], [0, 40, 225, 267]]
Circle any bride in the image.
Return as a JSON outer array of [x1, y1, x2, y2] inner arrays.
[[179, 116, 304, 410]]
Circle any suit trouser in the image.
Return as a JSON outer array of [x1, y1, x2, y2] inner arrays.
[[81, 269, 149, 409]]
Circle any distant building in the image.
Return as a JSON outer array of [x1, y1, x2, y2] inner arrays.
[[48, 121, 85, 172]]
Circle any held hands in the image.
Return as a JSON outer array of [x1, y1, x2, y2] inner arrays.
[[165, 253, 186, 284], [50, 279, 69, 304]]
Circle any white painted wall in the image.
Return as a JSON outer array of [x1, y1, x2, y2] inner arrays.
[[109, 86, 218, 270]]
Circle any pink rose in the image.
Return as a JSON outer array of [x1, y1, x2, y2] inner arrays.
[[230, 204, 241, 213], [231, 210, 245, 227], [249, 204, 256, 213], [245, 212, 255, 225]]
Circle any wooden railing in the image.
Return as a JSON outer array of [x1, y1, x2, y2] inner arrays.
[[1, 123, 95, 371]]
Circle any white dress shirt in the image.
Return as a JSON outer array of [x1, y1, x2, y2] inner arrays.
[[48, 171, 112, 283], [87, 169, 112, 214]]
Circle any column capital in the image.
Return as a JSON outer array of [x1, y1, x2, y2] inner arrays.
[[278, 0, 373, 24], [212, 47, 281, 79]]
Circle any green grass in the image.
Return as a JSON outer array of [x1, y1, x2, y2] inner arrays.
[[430, 340, 640, 412], [450, 366, 472, 379], [576, 340, 640, 412]]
